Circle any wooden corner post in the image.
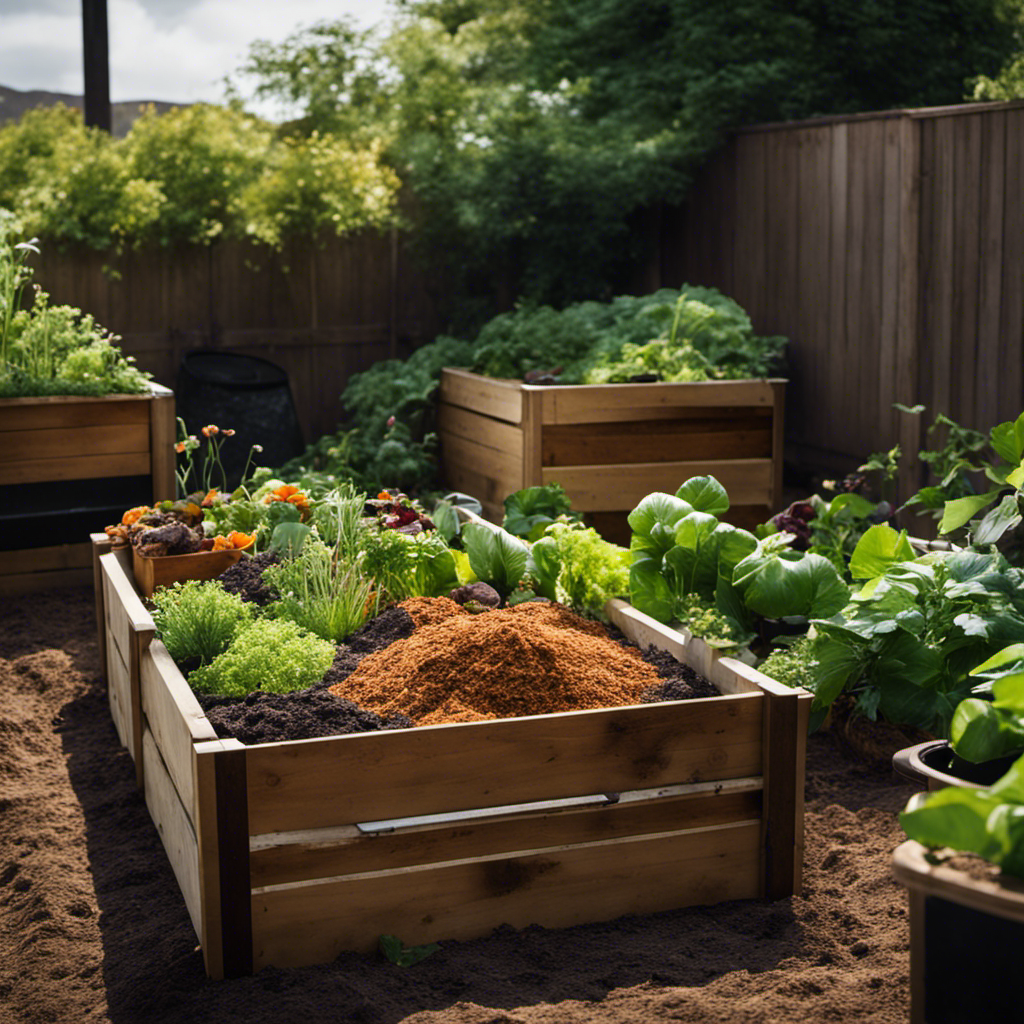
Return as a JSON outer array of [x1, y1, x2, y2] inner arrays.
[[759, 679, 811, 899], [194, 738, 252, 980]]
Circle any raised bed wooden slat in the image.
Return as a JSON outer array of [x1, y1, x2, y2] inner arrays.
[[92, 535, 811, 979], [244, 695, 763, 835], [251, 820, 764, 971]]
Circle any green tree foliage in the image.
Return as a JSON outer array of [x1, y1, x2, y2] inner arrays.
[[235, 0, 1020, 317], [0, 102, 401, 252]]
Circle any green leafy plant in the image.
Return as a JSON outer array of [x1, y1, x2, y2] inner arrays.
[[378, 934, 440, 967], [151, 580, 254, 665], [541, 519, 630, 619], [187, 617, 336, 697], [948, 644, 1024, 764], [627, 475, 847, 651], [800, 532, 1024, 735], [263, 539, 373, 644], [502, 484, 578, 541], [900, 753, 1024, 879]]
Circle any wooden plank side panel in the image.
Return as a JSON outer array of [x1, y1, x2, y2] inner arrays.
[[538, 380, 781, 424], [437, 427, 524, 512], [2, 451, 151, 486], [245, 696, 764, 835], [439, 369, 524, 425], [0, 423, 150, 464], [0, 394, 151, 430], [252, 821, 763, 969], [250, 782, 764, 888], [141, 640, 218, 823], [142, 729, 203, 940], [541, 417, 772, 467], [541, 459, 773, 512]]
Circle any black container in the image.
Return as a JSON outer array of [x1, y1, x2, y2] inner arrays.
[[893, 738, 1019, 790], [176, 351, 304, 490]]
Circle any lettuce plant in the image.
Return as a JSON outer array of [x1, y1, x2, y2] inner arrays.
[[627, 475, 848, 650], [151, 580, 254, 664], [949, 645, 1024, 763]]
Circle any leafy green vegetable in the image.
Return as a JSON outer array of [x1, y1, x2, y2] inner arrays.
[[503, 484, 577, 541], [900, 752, 1024, 879], [187, 618, 336, 697], [378, 934, 440, 967], [950, 645, 1024, 763], [460, 521, 531, 599], [151, 580, 254, 665], [543, 520, 629, 619]]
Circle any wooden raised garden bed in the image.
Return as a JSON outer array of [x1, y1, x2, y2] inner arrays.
[[1, 385, 176, 594], [437, 368, 786, 541], [92, 533, 811, 979]]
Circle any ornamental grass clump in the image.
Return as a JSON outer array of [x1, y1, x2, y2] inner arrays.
[[263, 539, 373, 644], [187, 618, 336, 697], [151, 579, 254, 664]]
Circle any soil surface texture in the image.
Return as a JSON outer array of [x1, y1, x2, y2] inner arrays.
[[1, 584, 919, 1024]]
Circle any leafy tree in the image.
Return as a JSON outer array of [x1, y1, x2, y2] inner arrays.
[[235, 0, 1020, 320]]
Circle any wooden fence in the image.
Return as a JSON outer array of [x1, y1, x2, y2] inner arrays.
[[650, 98, 1024, 504], [28, 98, 1024, 507], [30, 229, 440, 445]]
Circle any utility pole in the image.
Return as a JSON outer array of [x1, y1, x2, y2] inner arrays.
[[82, 0, 111, 131]]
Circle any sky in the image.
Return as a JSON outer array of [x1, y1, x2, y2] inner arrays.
[[0, 0, 394, 117]]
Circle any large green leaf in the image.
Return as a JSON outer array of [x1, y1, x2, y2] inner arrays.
[[627, 492, 693, 542], [899, 788, 1004, 860], [734, 550, 850, 620], [628, 553, 675, 623], [972, 494, 1022, 547], [848, 524, 916, 581], [461, 521, 530, 597], [675, 475, 729, 516], [951, 697, 1024, 763], [990, 412, 1024, 465], [939, 491, 1002, 534]]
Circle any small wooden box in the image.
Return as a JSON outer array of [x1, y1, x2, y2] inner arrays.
[[436, 369, 786, 542], [131, 546, 247, 598], [92, 534, 810, 980]]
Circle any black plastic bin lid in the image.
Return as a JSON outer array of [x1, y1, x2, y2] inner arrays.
[[179, 351, 288, 390]]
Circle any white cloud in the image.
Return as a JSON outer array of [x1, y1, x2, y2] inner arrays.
[[0, 0, 394, 108]]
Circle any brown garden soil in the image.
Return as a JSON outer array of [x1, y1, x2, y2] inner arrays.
[[1, 584, 919, 1024]]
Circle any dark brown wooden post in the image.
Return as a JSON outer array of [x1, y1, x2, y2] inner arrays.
[[81, 0, 111, 132]]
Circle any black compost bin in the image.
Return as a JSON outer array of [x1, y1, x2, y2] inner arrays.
[[176, 351, 304, 491]]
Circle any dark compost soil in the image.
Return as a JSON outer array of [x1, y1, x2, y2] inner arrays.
[[1, 584, 917, 1024]]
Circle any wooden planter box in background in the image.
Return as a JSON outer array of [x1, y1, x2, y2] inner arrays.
[[1, 384, 176, 594], [92, 534, 810, 979], [437, 369, 786, 542]]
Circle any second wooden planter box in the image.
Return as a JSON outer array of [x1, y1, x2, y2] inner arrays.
[[93, 534, 810, 979], [437, 368, 786, 541], [1, 384, 176, 593]]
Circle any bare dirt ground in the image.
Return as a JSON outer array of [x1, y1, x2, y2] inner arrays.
[[1, 584, 916, 1024]]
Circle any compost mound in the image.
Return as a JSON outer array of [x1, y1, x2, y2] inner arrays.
[[328, 598, 670, 726]]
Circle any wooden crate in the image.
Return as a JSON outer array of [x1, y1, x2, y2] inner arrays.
[[92, 534, 811, 979], [437, 368, 786, 541], [1, 385, 176, 593]]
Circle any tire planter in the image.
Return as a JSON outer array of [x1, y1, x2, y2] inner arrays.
[[91, 533, 811, 979], [893, 839, 1024, 1024], [436, 368, 786, 543], [0, 384, 176, 594]]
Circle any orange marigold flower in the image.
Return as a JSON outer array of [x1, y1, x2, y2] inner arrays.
[[377, 491, 392, 501], [121, 505, 150, 526], [210, 535, 232, 551], [227, 531, 255, 549], [174, 441, 186, 453], [201, 424, 220, 438], [221, 428, 236, 437], [286, 492, 309, 507], [272, 484, 300, 499]]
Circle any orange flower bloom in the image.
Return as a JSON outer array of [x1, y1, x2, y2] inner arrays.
[[121, 505, 150, 526], [174, 441, 186, 453], [221, 428, 236, 437], [227, 531, 255, 549], [210, 535, 232, 551], [201, 424, 220, 438], [272, 484, 300, 500], [377, 491, 392, 501]]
